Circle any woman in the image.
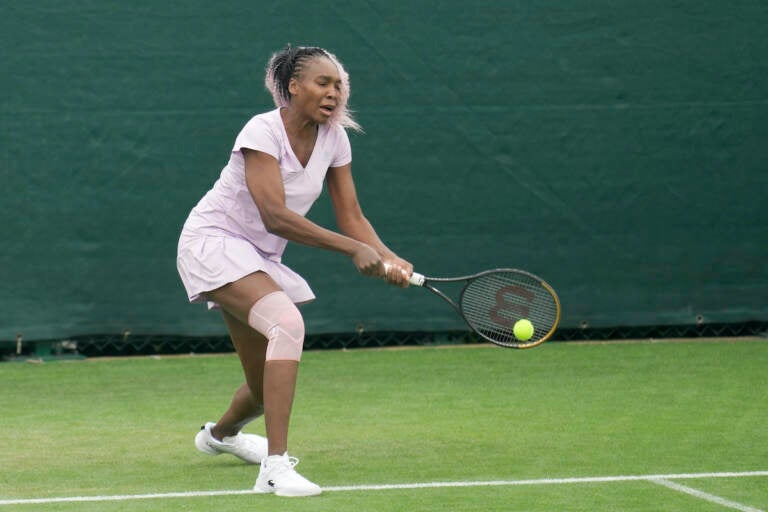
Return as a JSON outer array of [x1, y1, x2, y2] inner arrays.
[[176, 45, 412, 497]]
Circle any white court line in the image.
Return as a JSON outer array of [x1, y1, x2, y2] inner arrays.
[[652, 478, 765, 512], [1, 471, 766, 506]]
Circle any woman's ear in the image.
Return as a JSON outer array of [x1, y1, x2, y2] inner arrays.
[[288, 77, 300, 97]]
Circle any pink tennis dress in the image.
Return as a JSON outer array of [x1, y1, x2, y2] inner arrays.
[[177, 108, 352, 306]]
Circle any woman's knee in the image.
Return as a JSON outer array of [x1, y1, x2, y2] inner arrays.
[[247, 292, 305, 361]]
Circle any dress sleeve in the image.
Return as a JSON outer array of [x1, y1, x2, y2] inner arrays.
[[330, 127, 352, 168], [232, 116, 282, 160]]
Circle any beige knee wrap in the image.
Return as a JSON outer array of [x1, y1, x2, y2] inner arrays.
[[247, 291, 305, 361]]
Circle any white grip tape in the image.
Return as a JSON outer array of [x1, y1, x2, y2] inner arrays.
[[384, 263, 425, 287], [408, 272, 425, 286]]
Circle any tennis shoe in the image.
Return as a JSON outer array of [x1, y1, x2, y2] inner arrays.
[[194, 422, 268, 464], [253, 453, 322, 497]]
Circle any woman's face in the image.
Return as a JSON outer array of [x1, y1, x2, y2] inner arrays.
[[289, 57, 342, 124]]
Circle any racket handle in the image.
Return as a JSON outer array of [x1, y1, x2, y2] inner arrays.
[[383, 263, 425, 286], [409, 272, 425, 286]]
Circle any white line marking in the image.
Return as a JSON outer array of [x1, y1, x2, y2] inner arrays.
[[1, 471, 766, 506], [652, 478, 765, 512], [326, 471, 768, 492]]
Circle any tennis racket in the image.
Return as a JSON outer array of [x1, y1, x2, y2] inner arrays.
[[389, 265, 561, 349]]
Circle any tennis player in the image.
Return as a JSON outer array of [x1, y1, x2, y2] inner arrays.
[[176, 45, 412, 497]]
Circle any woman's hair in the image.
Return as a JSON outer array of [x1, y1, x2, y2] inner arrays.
[[265, 44, 362, 132]]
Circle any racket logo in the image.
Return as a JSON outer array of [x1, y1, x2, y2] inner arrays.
[[488, 285, 535, 327]]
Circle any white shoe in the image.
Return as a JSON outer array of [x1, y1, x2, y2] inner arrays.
[[253, 453, 322, 497], [194, 422, 268, 464]]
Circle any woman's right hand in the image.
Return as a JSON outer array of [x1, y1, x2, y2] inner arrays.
[[351, 242, 385, 278]]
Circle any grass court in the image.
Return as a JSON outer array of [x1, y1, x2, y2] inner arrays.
[[1, 338, 766, 511]]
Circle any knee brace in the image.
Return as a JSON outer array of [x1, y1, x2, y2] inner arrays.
[[247, 291, 305, 361]]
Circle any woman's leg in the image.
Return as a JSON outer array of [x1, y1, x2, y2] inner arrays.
[[206, 271, 302, 455], [209, 310, 267, 440]]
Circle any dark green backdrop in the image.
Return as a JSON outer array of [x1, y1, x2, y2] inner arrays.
[[2, 1, 766, 340]]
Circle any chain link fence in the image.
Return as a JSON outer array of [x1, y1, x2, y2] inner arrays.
[[3, 322, 766, 360]]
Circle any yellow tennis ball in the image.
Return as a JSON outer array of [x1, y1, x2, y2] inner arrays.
[[513, 319, 534, 341]]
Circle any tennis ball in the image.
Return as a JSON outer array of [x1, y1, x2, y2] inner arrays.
[[513, 319, 534, 341]]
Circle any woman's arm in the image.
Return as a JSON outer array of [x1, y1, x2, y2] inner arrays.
[[243, 148, 383, 277], [326, 163, 413, 286]]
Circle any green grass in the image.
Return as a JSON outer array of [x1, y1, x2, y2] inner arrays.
[[1, 339, 766, 511]]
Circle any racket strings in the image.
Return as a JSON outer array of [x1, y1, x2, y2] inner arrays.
[[460, 272, 559, 347]]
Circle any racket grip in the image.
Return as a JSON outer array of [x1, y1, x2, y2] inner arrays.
[[409, 272, 425, 286], [383, 263, 425, 286]]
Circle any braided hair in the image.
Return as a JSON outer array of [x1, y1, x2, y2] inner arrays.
[[265, 44, 362, 132]]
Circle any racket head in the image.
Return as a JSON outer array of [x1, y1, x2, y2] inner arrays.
[[458, 268, 561, 349]]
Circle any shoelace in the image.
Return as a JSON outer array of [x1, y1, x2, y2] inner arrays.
[[268, 455, 300, 476]]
